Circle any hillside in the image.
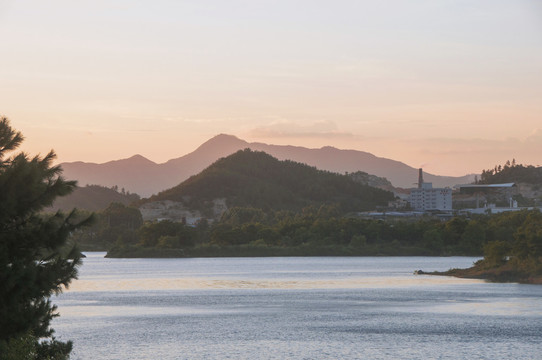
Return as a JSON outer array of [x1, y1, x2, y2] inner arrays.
[[349, 171, 394, 191], [47, 185, 140, 212], [479, 162, 542, 185], [247, 142, 474, 190], [60, 134, 475, 197], [144, 149, 394, 214], [60, 155, 162, 197]]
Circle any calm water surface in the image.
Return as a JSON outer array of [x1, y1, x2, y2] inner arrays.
[[53, 253, 542, 359]]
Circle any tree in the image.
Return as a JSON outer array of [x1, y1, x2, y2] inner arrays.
[[0, 117, 89, 359], [511, 210, 542, 271], [137, 220, 194, 248], [422, 229, 443, 252]]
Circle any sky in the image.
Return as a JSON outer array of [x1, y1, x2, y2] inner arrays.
[[1, 0, 541, 176]]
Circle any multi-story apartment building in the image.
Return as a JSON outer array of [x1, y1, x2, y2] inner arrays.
[[408, 169, 452, 211]]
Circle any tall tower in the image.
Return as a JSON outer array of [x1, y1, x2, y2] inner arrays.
[[418, 168, 423, 189]]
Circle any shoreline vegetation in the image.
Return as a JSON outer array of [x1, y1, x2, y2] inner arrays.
[[424, 261, 542, 285], [426, 208, 542, 284], [105, 243, 439, 258], [82, 204, 542, 286], [98, 208, 542, 284]]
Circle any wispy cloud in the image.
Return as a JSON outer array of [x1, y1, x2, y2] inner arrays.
[[526, 128, 542, 142], [247, 120, 356, 139]]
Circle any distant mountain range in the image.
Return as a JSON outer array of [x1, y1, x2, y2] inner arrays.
[[60, 134, 476, 197]]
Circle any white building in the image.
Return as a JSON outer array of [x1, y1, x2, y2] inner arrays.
[[408, 169, 452, 211]]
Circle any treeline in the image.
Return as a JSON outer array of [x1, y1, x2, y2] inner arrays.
[[79, 202, 542, 261], [479, 160, 542, 185], [348, 171, 393, 188], [195, 207, 541, 258]]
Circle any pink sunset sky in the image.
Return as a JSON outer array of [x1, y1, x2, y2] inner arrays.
[[1, 0, 541, 176]]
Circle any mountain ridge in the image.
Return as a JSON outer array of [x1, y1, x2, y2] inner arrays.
[[60, 134, 476, 197]]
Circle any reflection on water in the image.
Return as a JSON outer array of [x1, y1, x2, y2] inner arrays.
[[53, 254, 542, 360], [65, 253, 484, 292], [60, 304, 245, 318], [68, 275, 483, 292]]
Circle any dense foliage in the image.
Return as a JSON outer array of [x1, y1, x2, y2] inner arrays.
[[349, 171, 393, 188], [431, 209, 542, 283], [105, 204, 542, 269], [464, 210, 542, 282], [0, 117, 89, 359], [479, 160, 542, 184], [145, 149, 394, 213]]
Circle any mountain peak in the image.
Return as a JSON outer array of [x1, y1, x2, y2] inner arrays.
[[115, 154, 156, 166], [203, 133, 246, 145], [213, 133, 242, 141], [194, 133, 249, 152], [128, 154, 150, 161]]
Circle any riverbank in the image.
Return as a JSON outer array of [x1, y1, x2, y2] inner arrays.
[[105, 243, 440, 258], [426, 261, 542, 284]]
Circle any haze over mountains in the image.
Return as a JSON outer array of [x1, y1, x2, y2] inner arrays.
[[60, 134, 476, 197]]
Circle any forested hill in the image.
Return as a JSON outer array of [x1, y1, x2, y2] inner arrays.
[[47, 184, 140, 212], [349, 171, 393, 190], [145, 149, 394, 213], [479, 161, 542, 184]]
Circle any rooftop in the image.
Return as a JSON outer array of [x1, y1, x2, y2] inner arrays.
[[457, 183, 516, 189]]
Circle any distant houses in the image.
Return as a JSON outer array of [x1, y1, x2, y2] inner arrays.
[[362, 169, 541, 219]]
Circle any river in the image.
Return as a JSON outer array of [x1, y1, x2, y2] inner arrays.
[[52, 253, 542, 359]]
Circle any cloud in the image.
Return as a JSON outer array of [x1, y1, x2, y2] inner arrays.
[[526, 128, 542, 142], [160, 117, 232, 124], [247, 120, 356, 139]]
